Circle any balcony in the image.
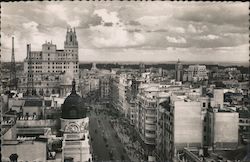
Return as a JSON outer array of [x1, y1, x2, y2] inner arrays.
[[145, 113, 156, 117], [145, 124, 157, 131], [145, 118, 156, 124], [145, 133, 156, 138], [144, 137, 156, 145]]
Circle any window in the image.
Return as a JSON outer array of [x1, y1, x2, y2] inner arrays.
[[203, 103, 206, 107], [203, 127, 206, 132]]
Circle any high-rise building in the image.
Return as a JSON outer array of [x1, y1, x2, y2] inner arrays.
[[19, 28, 79, 96], [175, 59, 183, 82], [165, 94, 204, 161], [186, 64, 208, 82], [99, 75, 111, 104], [205, 108, 239, 150]]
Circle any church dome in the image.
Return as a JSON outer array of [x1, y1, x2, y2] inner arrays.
[[61, 79, 86, 119]]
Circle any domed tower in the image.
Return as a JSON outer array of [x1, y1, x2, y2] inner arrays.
[[60, 79, 92, 162]]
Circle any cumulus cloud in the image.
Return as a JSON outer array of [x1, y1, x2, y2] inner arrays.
[[199, 34, 219, 40], [187, 24, 197, 33], [90, 9, 145, 48], [46, 4, 68, 22], [1, 2, 248, 63], [137, 15, 170, 27], [22, 21, 39, 32], [94, 9, 120, 24], [166, 36, 186, 44], [172, 27, 185, 34], [176, 3, 249, 28]]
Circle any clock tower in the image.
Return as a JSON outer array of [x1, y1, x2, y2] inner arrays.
[[60, 79, 92, 162]]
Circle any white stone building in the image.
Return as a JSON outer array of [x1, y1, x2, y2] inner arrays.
[[19, 28, 79, 97]]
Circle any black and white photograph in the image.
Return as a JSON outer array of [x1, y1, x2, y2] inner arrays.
[[0, 1, 249, 162]]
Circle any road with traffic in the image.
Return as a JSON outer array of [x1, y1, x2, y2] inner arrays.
[[88, 104, 130, 162]]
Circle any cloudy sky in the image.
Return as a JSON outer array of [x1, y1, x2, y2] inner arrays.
[[1, 2, 249, 64]]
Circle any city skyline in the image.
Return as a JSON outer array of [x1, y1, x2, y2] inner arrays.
[[1, 2, 249, 64]]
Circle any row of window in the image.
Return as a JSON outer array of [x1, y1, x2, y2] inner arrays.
[[28, 66, 42, 69], [47, 70, 78, 73], [48, 62, 78, 65]]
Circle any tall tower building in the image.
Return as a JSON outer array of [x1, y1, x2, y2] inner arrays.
[[10, 37, 17, 90], [64, 28, 79, 70], [20, 27, 80, 96], [139, 63, 145, 74], [175, 59, 183, 82], [26, 44, 34, 95], [91, 62, 97, 71]]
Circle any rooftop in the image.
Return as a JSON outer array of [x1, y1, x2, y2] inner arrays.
[[24, 100, 51, 107]]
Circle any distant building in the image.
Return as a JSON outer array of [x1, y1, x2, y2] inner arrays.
[[175, 59, 183, 82], [99, 75, 111, 104], [19, 28, 79, 97], [185, 65, 208, 82], [91, 62, 97, 71]]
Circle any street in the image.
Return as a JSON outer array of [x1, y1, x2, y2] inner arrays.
[[89, 105, 130, 162]]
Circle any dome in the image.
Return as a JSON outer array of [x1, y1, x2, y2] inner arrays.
[[61, 79, 86, 119]]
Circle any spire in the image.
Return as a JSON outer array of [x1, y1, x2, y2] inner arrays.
[[71, 79, 76, 94]]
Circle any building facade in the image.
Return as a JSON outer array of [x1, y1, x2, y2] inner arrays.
[[99, 75, 111, 104], [184, 65, 208, 82], [19, 28, 79, 97]]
